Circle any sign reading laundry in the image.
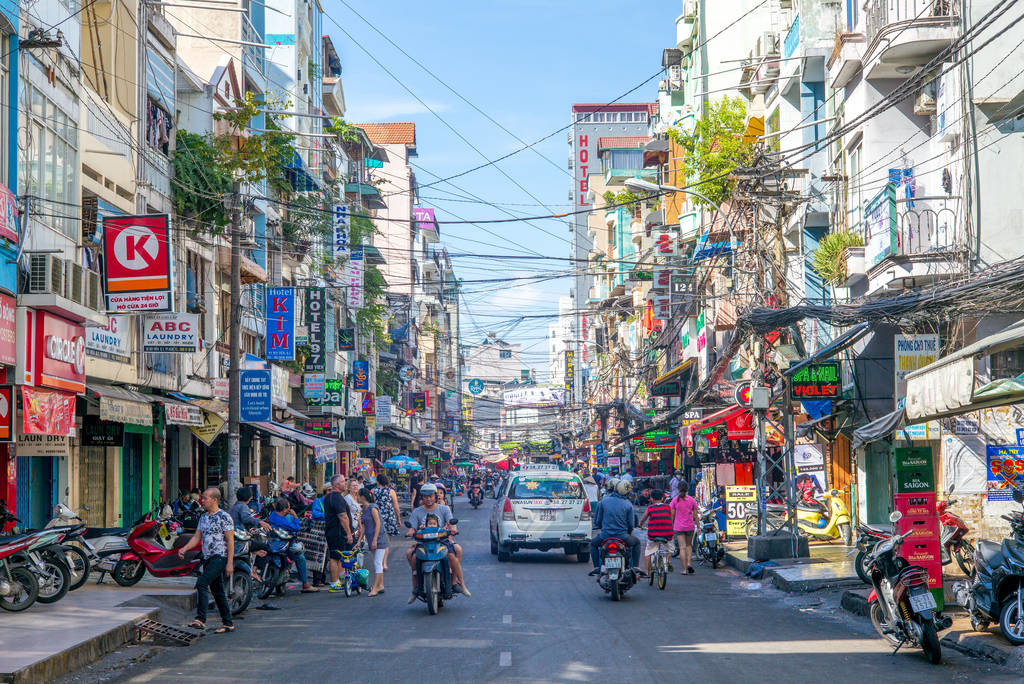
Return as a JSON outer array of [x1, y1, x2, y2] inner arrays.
[[100, 396, 153, 426], [265, 287, 295, 361], [102, 213, 173, 312], [304, 287, 326, 372], [16, 432, 70, 457], [143, 313, 199, 353], [86, 316, 132, 364], [21, 386, 76, 435]]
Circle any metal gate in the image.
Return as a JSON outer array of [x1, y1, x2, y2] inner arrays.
[[122, 434, 144, 525], [80, 447, 108, 526]]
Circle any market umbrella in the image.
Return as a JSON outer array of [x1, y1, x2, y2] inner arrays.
[[384, 455, 420, 469], [455, 461, 474, 468]]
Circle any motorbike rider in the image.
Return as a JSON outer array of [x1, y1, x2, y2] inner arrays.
[[429, 475, 449, 506], [588, 479, 645, 577], [228, 487, 270, 532], [405, 483, 470, 602], [267, 498, 317, 593]]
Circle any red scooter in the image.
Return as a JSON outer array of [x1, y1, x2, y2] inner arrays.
[[110, 514, 200, 586], [939, 488, 974, 575]]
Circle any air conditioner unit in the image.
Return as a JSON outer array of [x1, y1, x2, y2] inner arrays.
[[27, 254, 65, 296], [65, 260, 85, 305], [759, 32, 780, 57], [85, 269, 102, 310]]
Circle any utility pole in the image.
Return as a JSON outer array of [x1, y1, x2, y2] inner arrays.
[[227, 182, 242, 505]]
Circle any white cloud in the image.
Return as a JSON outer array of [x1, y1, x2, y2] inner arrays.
[[348, 97, 449, 120]]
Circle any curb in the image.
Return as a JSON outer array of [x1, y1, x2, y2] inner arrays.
[[769, 570, 863, 593], [839, 589, 1024, 673]]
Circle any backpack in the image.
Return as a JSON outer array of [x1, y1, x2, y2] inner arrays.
[[311, 496, 325, 521]]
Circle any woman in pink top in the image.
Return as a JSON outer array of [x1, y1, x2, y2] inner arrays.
[[670, 481, 701, 575]]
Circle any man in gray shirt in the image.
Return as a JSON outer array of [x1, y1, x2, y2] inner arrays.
[[405, 483, 469, 602]]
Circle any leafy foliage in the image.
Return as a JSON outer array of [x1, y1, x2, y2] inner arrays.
[[325, 117, 363, 144], [668, 96, 755, 207], [172, 132, 233, 229], [811, 231, 866, 285]]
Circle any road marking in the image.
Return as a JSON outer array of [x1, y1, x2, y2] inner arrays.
[[503, 614, 512, 624], [504, 589, 512, 597], [505, 572, 512, 578], [500, 651, 512, 667]]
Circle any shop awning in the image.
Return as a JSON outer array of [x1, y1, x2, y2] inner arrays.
[[614, 402, 690, 446], [380, 424, 415, 442], [482, 452, 510, 463], [681, 405, 747, 447], [652, 359, 696, 397], [252, 421, 336, 463], [905, 319, 1024, 423], [851, 408, 907, 451], [86, 384, 154, 426]]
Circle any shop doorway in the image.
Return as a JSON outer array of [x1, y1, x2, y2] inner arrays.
[[80, 447, 109, 526], [17, 456, 56, 530], [122, 433, 144, 525], [864, 442, 892, 525]]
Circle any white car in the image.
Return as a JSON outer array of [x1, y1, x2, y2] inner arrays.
[[489, 465, 592, 563]]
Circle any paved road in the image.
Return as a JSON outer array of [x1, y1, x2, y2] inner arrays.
[[109, 496, 1015, 683]]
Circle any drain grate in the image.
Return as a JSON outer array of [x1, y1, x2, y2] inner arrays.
[[135, 618, 201, 646]]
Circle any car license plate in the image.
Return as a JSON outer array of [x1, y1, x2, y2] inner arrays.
[[540, 510, 555, 521], [909, 592, 937, 613], [704, 532, 717, 543], [604, 557, 622, 569]]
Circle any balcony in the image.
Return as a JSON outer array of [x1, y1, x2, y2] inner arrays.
[[241, 15, 266, 81], [828, 32, 867, 88], [862, 0, 958, 80], [604, 167, 657, 186]]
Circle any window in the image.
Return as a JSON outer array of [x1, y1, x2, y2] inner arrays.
[[24, 83, 79, 238], [509, 477, 584, 500], [499, 349, 512, 359]]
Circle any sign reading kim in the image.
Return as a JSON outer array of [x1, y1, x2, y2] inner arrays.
[[102, 214, 173, 312]]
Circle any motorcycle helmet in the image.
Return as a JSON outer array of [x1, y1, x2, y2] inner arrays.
[[420, 483, 438, 496], [605, 477, 620, 492], [616, 480, 633, 497], [301, 483, 315, 498]]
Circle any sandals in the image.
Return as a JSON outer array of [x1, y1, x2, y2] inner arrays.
[[214, 625, 235, 634], [188, 619, 206, 629]]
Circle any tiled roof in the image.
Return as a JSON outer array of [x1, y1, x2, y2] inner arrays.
[[598, 136, 651, 150], [352, 122, 416, 145]]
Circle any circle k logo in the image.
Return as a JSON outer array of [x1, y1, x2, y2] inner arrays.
[[46, 335, 86, 375], [113, 225, 160, 271]]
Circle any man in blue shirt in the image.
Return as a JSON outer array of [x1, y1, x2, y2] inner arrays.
[[268, 498, 316, 592], [588, 480, 643, 576]]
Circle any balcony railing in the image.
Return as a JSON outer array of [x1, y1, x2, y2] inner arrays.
[[865, 0, 957, 48], [241, 15, 265, 78], [894, 197, 964, 257]]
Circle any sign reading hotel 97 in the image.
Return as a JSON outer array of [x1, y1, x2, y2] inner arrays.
[[102, 214, 173, 312]]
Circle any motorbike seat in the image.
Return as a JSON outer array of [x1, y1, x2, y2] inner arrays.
[[83, 527, 130, 539], [1003, 539, 1024, 568], [0, 532, 37, 545], [977, 540, 1004, 571], [764, 503, 787, 513]]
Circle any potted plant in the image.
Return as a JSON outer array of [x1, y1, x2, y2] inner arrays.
[[810, 230, 866, 286]]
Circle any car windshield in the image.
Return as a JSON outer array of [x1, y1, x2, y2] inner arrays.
[[510, 478, 584, 500]]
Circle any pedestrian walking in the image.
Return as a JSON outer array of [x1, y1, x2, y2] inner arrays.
[[373, 474, 401, 572], [324, 475, 354, 593], [357, 488, 388, 596], [177, 487, 235, 633], [345, 479, 361, 533], [670, 481, 701, 575]]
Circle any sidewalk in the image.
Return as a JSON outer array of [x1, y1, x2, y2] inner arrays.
[[724, 540, 862, 592], [0, 576, 194, 684]]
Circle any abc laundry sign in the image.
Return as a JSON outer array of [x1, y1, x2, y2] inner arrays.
[[143, 313, 200, 353]]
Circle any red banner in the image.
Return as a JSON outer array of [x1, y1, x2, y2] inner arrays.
[[726, 410, 754, 440], [0, 386, 11, 441], [0, 295, 15, 367], [21, 387, 76, 436]]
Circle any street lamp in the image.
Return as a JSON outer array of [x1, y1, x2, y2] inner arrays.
[[623, 177, 737, 260]]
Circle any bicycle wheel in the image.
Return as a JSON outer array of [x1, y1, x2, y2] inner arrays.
[[657, 568, 667, 590]]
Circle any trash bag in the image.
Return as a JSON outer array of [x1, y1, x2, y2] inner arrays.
[[356, 568, 371, 589], [745, 560, 779, 579]]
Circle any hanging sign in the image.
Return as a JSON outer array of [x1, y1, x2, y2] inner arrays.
[[376, 395, 392, 425], [304, 287, 326, 372], [332, 203, 350, 262], [0, 182, 18, 244], [565, 351, 575, 392], [987, 445, 1024, 501], [361, 392, 375, 416], [271, 365, 289, 408], [468, 378, 484, 395], [0, 294, 15, 367], [189, 408, 226, 446], [265, 287, 295, 361], [100, 397, 153, 426], [300, 418, 338, 438], [352, 359, 370, 392], [142, 313, 199, 353], [789, 362, 841, 399], [724, 485, 757, 537], [347, 247, 364, 310], [21, 386, 76, 436], [81, 421, 124, 447], [29, 311, 86, 394], [102, 213, 173, 312], [338, 327, 355, 352], [239, 370, 272, 422], [652, 266, 672, 291], [654, 231, 677, 257], [164, 402, 203, 426], [303, 373, 326, 400], [412, 392, 427, 413], [0, 386, 10, 441], [654, 295, 672, 321], [86, 315, 131, 364], [726, 410, 754, 440], [307, 378, 344, 406], [344, 417, 367, 442]]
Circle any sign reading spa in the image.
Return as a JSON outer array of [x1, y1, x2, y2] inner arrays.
[[18, 310, 86, 394]]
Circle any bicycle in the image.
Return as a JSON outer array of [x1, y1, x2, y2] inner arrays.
[[647, 538, 673, 590], [333, 544, 367, 597]]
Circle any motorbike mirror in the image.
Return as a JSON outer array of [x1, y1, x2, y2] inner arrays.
[[449, 518, 459, 525], [946, 484, 955, 495], [404, 521, 413, 529], [889, 510, 903, 523], [1014, 487, 1024, 504]]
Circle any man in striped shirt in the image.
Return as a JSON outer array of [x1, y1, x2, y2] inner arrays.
[[639, 489, 674, 575]]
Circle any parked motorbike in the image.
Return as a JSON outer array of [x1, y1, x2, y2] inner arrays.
[[254, 526, 299, 600], [938, 488, 975, 575], [0, 504, 72, 604], [694, 508, 725, 569], [745, 489, 852, 544], [596, 537, 637, 601], [0, 534, 39, 611], [854, 523, 892, 584], [954, 486, 1024, 645], [227, 527, 255, 615], [405, 519, 459, 615], [866, 510, 942, 664], [468, 485, 484, 509], [112, 514, 199, 586]]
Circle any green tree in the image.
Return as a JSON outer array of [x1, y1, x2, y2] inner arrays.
[[668, 95, 754, 207]]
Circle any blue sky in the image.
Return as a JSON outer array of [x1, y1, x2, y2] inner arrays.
[[324, 1, 678, 375]]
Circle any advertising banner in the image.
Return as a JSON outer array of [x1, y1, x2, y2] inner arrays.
[[725, 485, 757, 537], [303, 373, 326, 400], [265, 287, 295, 361], [0, 386, 10, 441], [307, 378, 344, 406], [352, 359, 370, 392], [31, 312, 86, 394], [332, 203, 350, 263], [347, 247, 364, 310], [793, 444, 827, 495], [21, 386, 76, 435], [338, 327, 355, 352], [142, 313, 199, 353], [894, 334, 940, 440], [0, 182, 18, 243], [102, 214, 173, 312], [86, 316, 131, 364], [412, 392, 427, 413], [0, 294, 15, 367], [987, 445, 1024, 500], [240, 370, 272, 422], [304, 288, 326, 372], [376, 395, 392, 425], [361, 392, 375, 416], [300, 418, 337, 438], [163, 403, 203, 426]]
